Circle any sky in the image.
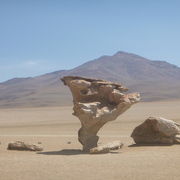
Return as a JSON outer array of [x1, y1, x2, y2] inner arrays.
[[0, 0, 180, 82]]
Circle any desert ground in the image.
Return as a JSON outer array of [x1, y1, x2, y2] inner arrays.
[[0, 101, 180, 180]]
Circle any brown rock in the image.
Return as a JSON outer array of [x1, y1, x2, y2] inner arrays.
[[7, 141, 43, 151], [61, 76, 140, 152], [131, 117, 180, 144]]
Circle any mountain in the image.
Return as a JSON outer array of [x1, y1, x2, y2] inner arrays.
[[0, 51, 180, 108]]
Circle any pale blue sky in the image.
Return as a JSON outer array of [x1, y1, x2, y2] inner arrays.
[[0, 0, 180, 82]]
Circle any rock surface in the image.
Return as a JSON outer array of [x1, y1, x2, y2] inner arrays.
[[90, 141, 123, 154], [7, 141, 43, 151], [61, 76, 140, 151], [131, 117, 180, 144]]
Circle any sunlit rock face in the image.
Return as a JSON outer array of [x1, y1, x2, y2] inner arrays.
[[61, 76, 140, 152], [131, 117, 180, 145]]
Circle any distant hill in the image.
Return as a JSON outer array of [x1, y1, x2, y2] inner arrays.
[[0, 51, 180, 108]]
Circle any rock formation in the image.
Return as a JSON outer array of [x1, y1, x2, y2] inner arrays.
[[131, 117, 180, 144], [7, 141, 43, 151], [90, 141, 123, 154], [61, 76, 140, 152]]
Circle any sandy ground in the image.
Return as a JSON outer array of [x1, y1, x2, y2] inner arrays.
[[0, 101, 180, 180]]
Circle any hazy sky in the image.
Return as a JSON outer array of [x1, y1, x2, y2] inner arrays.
[[0, 0, 180, 82]]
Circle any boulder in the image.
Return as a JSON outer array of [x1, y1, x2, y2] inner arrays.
[[131, 117, 180, 144], [61, 76, 140, 152]]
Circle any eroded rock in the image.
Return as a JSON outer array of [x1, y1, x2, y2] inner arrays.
[[131, 117, 180, 144], [90, 141, 123, 154], [61, 76, 140, 152], [7, 141, 43, 151]]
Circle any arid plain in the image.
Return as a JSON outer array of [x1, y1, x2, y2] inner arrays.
[[0, 101, 180, 180]]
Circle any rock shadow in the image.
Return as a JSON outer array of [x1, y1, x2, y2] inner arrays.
[[128, 143, 173, 147], [37, 149, 86, 156], [37, 149, 121, 155]]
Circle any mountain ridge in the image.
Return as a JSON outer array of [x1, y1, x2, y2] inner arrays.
[[0, 51, 180, 108]]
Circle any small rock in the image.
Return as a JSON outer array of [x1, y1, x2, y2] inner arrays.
[[7, 141, 43, 151], [90, 141, 123, 154]]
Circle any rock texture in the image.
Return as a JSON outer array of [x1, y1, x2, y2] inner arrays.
[[62, 76, 140, 151], [7, 141, 43, 151], [131, 117, 180, 144], [90, 141, 123, 154]]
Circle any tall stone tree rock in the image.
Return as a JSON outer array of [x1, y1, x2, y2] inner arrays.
[[62, 76, 140, 152]]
